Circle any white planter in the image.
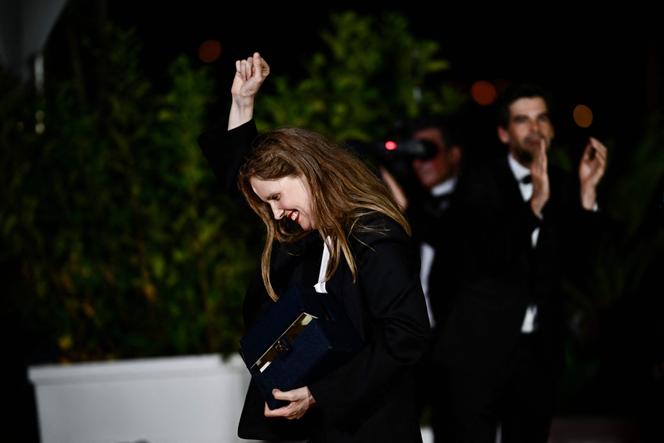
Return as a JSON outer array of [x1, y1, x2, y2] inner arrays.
[[28, 354, 259, 443]]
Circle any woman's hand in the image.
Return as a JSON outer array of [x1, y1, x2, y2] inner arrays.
[[264, 386, 316, 420], [228, 52, 270, 130]]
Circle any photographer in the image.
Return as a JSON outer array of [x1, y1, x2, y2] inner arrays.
[[379, 116, 465, 329], [375, 116, 466, 442]]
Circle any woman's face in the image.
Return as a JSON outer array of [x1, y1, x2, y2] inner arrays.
[[250, 175, 315, 230]]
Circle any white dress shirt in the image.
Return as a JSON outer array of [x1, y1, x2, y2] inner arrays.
[[420, 176, 458, 328], [507, 154, 539, 333]]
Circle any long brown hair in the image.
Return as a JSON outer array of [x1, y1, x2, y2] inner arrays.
[[238, 127, 410, 301]]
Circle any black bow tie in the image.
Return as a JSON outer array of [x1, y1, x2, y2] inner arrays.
[[430, 193, 452, 211], [519, 174, 532, 185]]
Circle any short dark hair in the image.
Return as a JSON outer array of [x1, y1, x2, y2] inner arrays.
[[405, 114, 466, 151], [496, 83, 553, 128]]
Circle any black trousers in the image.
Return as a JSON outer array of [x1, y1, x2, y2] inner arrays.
[[434, 333, 558, 443]]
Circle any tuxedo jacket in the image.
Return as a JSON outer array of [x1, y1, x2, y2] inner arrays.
[[435, 155, 603, 374], [406, 185, 462, 329], [198, 120, 430, 442]]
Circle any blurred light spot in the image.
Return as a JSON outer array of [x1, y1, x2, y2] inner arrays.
[[58, 334, 73, 351], [83, 302, 96, 318], [385, 140, 397, 151], [471, 80, 497, 106], [61, 273, 73, 292], [412, 86, 422, 102], [35, 109, 45, 133], [143, 282, 158, 302], [573, 104, 593, 128], [199, 40, 221, 63]]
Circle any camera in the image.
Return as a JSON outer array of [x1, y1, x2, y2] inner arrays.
[[345, 138, 439, 163], [344, 138, 439, 197]]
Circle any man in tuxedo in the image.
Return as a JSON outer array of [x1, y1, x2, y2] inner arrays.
[[380, 116, 466, 439], [435, 84, 608, 442], [405, 116, 464, 329]]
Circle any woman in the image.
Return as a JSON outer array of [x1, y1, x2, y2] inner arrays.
[[198, 52, 430, 442]]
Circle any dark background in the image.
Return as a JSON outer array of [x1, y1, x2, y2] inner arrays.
[[7, 2, 664, 441], [105, 3, 663, 152], [108, 0, 664, 433]]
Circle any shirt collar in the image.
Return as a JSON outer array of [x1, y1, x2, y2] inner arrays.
[[507, 153, 531, 183], [431, 175, 458, 197]]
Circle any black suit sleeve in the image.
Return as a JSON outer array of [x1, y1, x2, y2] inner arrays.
[[197, 119, 258, 200], [198, 119, 271, 327], [308, 219, 430, 424]]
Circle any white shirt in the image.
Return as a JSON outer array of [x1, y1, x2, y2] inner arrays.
[[507, 154, 539, 333], [313, 237, 332, 294], [420, 176, 458, 328]]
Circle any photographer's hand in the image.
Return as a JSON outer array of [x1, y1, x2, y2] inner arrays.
[[380, 166, 409, 212]]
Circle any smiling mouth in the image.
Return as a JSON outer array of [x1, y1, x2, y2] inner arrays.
[[287, 210, 300, 224]]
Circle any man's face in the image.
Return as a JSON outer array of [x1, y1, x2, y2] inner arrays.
[[411, 127, 459, 190], [497, 97, 555, 166]]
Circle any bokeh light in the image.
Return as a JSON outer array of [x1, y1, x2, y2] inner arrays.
[[198, 40, 221, 63], [573, 104, 593, 128], [471, 80, 497, 106], [385, 141, 397, 151]]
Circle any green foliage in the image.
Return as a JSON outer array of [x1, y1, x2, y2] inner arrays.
[[567, 121, 664, 311], [2, 11, 465, 363], [0, 27, 256, 361], [586, 122, 664, 321], [256, 11, 465, 141], [558, 120, 664, 412]]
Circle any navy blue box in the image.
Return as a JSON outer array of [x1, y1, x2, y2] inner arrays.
[[239, 286, 361, 410]]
